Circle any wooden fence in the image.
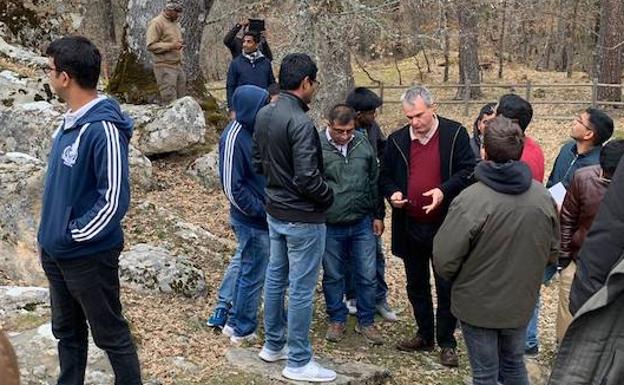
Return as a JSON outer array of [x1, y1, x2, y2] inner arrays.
[[206, 79, 624, 120]]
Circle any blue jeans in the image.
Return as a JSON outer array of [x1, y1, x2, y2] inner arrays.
[[226, 219, 270, 336], [345, 236, 388, 305], [263, 215, 326, 368], [462, 322, 529, 385], [214, 239, 243, 312], [323, 216, 377, 326], [525, 264, 558, 350]]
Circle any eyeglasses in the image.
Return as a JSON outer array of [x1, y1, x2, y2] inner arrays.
[[330, 126, 354, 135], [575, 116, 593, 131], [43, 65, 61, 75], [310, 78, 320, 87]]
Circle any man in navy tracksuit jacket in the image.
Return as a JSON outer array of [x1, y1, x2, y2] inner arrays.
[[225, 31, 275, 112], [213, 85, 270, 343], [38, 36, 141, 385]]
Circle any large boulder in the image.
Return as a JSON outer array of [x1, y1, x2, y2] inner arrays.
[[0, 102, 61, 159], [10, 323, 113, 385], [186, 148, 220, 190], [0, 152, 46, 285], [119, 243, 207, 298], [125, 96, 207, 156]]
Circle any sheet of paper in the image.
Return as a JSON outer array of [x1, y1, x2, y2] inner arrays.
[[548, 182, 567, 207]]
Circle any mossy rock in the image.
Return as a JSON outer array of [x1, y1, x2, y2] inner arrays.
[[107, 51, 159, 104]]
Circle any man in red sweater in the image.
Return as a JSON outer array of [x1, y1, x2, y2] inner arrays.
[[496, 94, 545, 183], [380, 85, 475, 367], [496, 94, 550, 356]]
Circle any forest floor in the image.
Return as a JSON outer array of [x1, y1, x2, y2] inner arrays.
[[5, 55, 624, 384], [122, 58, 624, 384]]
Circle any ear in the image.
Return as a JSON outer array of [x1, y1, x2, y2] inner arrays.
[[584, 129, 595, 142]]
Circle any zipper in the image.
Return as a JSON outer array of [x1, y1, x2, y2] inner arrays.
[[449, 127, 461, 177], [561, 155, 579, 183]]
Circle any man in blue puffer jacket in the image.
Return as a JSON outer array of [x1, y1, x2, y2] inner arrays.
[[208, 85, 270, 344], [38, 36, 141, 385]]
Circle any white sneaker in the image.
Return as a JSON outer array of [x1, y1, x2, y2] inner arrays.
[[258, 346, 289, 362], [222, 324, 235, 338], [376, 302, 398, 322], [230, 332, 257, 345], [345, 298, 357, 315], [282, 360, 337, 382]]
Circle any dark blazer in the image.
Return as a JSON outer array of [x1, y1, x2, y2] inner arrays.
[[379, 116, 475, 258]]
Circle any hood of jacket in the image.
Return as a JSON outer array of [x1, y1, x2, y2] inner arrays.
[[475, 160, 533, 194], [69, 97, 133, 141], [233, 85, 269, 132]]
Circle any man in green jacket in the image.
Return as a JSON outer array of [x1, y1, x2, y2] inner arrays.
[[320, 104, 384, 346], [433, 116, 559, 385]]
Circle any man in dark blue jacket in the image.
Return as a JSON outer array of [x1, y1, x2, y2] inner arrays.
[[38, 36, 141, 385], [210, 85, 270, 344], [225, 31, 275, 114]]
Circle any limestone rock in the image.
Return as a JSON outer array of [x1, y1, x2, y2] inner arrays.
[[127, 96, 206, 156], [186, 148, 220, 190], [0, 286, 49, 319], [225, 348, 391, 385], [0, 37, 48, 68], [119, 243, 207, 298], [0, 152, 46, 284], [128, 144, 153, 190], [0, 102, 62, 159], [10, 323, 113, 385]]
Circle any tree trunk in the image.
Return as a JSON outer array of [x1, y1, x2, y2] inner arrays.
[[565, 0, 580, 78], [108, 0, 215, 104], [455, 2, 482, 98], [498, 0, 507, 79], [290, 0, 354, 123], [596, 0, 624, 102], [443, 6, 450, 82]]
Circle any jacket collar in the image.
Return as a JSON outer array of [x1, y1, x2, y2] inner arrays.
[[281, 91, 310, 112]]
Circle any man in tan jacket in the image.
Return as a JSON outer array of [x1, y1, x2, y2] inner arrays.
[[146, 1, 186, 104]]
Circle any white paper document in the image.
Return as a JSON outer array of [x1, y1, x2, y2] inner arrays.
[[548, 182, 567, 207]]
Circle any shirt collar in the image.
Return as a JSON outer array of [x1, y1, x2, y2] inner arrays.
[[325, 128, 353, 155], [409, 115, 439, 144], [63, 95, 106, 130]]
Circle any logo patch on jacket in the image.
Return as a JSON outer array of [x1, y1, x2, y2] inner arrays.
[[62, 143, 79, 167]]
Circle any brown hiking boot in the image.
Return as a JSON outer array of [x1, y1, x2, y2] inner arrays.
[[325, 322, 346, 342], [396, 335, 434, 352], [355, 323, 384, 345], [440, 347, 459, 367]]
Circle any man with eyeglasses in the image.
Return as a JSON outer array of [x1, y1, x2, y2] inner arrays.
[[343, 87, 397, 322], [546, 108, 614, 190], [319, 104, 385, 346], [379, 85, 475, 367]]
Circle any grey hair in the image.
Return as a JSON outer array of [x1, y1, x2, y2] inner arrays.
[[400, 85, 434, 107]]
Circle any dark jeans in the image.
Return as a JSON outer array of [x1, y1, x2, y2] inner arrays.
[[41, 247, 142, 385], [404, 221, 456, 348], [344, 236, 388, 305], [461, 322, 529, 385]]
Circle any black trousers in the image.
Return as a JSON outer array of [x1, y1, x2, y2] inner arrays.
[[41, 247, 142, 385], [403, 220, 457, 349]]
